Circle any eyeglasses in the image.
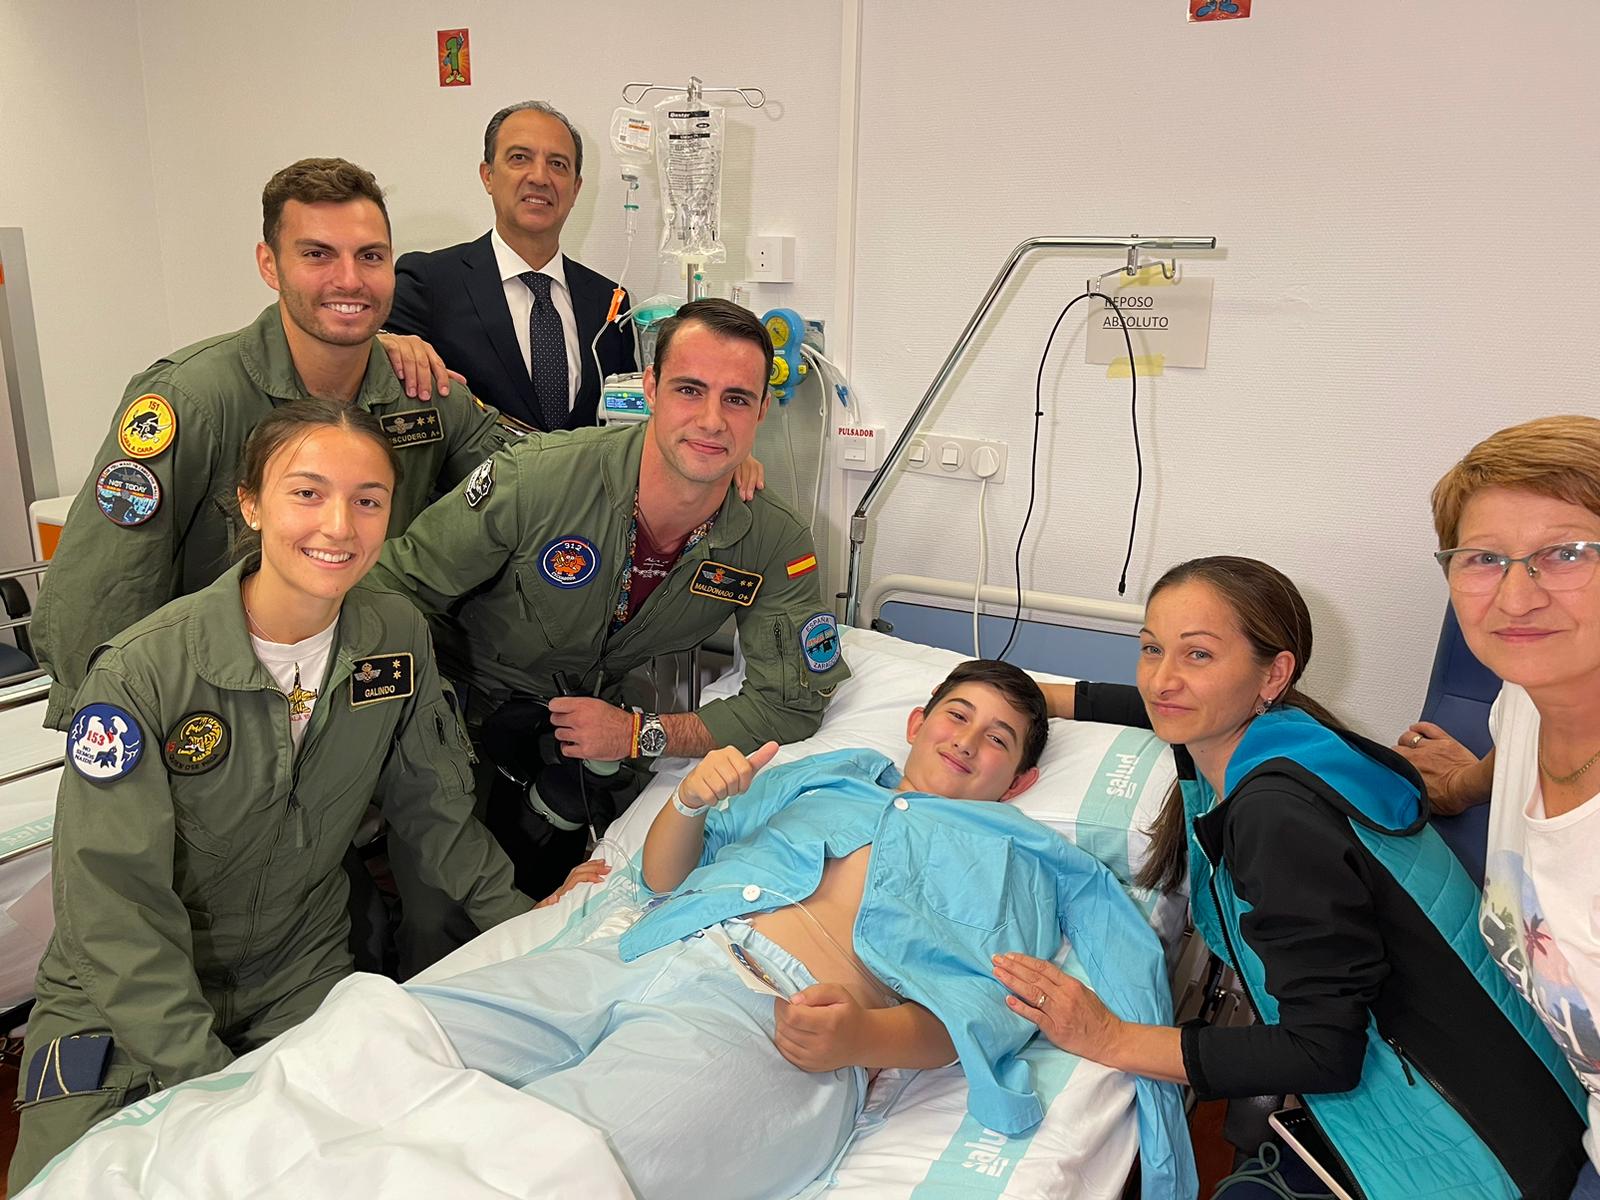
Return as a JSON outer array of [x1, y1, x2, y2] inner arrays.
[[1434, 541, 1600, 595]]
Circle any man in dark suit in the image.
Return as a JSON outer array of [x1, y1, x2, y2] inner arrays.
[[380, 101, 636, 429]]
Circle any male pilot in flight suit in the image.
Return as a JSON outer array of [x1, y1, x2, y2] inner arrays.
[[368, 298, 850, 973], [31, 157, 522, 732]]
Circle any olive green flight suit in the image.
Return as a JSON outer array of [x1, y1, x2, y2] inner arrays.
[[8, 561, 530, 1192], [369, 420, 851, 750], [32, 304, 519, 730]]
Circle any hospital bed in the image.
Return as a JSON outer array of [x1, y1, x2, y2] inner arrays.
[[16, 613, 1187, 1199], [0, 680, 61, 1020], [418, 620, 1190, 1200]]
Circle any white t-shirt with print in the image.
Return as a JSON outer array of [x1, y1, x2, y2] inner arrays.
[[249, 616, 338, 752], [1481, 682, 1600, 1168]]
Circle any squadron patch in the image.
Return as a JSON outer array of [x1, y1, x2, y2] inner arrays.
[[689, 560, 764, 607], [463, 458, 495, 509], [67, 703, 145, 782], [163, 711, 230, 775], [538, 536, 600, 589], [800, 612, 842, 674], [380, 408, 444, 448], [117, 394, 176, 459], [350, 653, 415, 707], [95, 460, 161, 527]]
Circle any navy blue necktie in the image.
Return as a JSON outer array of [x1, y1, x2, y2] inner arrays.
[[520, 271, 570, 430]]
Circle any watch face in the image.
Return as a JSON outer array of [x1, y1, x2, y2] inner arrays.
[[639, 721, 668, 757]]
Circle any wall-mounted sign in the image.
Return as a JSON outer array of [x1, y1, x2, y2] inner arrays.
[[438, 29, 470, 87], [1189, 0, 1252, 20], [1086, 268, 1214, 376]]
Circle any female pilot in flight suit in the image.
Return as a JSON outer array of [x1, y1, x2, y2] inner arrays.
[[7, 398, 585, 1192]]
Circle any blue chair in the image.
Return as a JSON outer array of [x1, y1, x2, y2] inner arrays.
[[1419, 606, 1501, 886]]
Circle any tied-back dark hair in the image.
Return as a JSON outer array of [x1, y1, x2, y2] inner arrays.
[[652, 298, 775, 391], [1134, 556, 1348, 893], [233, 398, 402, 559], [926, 659, 1050, 775]]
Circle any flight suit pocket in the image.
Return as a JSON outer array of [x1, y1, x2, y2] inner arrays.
[[511, 563, 558, 648], [771, 614, 804, 703], [171, 813, 232, 905], [423, 694, 475, 794], [921, 825, 1014, 932]]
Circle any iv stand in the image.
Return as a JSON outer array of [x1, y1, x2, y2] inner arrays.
[[841, 234, 1218, 628], [620, 77, 765, 301]]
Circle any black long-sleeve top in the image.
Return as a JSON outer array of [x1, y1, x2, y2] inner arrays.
[[1074, 681, 1587, 1198]]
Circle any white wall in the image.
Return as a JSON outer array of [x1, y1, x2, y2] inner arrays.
[[132, 0, 844, 350], [845, 1, 1600, 734], [0, 0, 172, 490], [16, 1, 1600, 735]]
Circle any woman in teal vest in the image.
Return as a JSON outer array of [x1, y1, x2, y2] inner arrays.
[[993, 556, 1586, 1199]]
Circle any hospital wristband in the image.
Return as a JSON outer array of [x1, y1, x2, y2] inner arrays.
[[669, 788, 708, 818]]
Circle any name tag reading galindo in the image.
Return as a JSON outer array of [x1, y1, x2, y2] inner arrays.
[[350, 654, 416, 707], [1085, 270, 1214, 374]]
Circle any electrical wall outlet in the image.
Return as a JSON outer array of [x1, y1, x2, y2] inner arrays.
[[900, 433, 1007, 484], [748, 235, 796, 283]]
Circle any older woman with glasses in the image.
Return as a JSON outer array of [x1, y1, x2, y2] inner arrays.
[[1398, 414, 1600, 1200]]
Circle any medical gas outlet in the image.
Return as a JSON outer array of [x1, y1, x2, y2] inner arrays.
[[901, 433, 1008, 484]]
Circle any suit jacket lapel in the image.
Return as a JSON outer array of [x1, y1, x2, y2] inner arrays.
[[463, 234, 533, 406], [566, 259, 608, 423]]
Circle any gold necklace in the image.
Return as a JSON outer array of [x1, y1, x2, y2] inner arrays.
[[1539, 739, 1600, 786]]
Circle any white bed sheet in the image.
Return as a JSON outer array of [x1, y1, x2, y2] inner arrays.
[[418, 626, 1181, 1199]]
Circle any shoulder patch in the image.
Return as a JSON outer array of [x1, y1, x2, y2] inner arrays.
[[95, 460, 162, 527], [538, 536, 600, 588], [118, 394, 176, 459], [689, 560, 764, 606], [68, 703, 146, 782], [800, 612, 842, 674], [785, 553, 818, 580], [380, 408, 444, 448], [350, 653, 415, 707], [163, 712, 230, 775], [463, 458, 495, 509]]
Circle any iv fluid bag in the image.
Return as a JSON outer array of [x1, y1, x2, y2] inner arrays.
[[609, 107, 653, 170], [654, 95, 725, 265]]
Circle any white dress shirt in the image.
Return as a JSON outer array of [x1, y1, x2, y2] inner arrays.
[[490, 230, 581, 410]]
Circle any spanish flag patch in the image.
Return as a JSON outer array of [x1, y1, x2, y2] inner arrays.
[[786, 553, 818, 579]]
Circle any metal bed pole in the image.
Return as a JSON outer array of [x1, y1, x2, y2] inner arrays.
[[841, 234, 1217, 627]]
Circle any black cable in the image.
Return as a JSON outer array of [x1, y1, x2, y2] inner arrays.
[[996, 290, 1139, 662]]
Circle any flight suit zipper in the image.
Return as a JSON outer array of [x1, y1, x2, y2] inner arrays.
[[229, 689, 298, 984]]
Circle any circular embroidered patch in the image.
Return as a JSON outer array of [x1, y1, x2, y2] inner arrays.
[[95, 460, 162, 527], [163, 711, 230, 775], [800, 612, 841, 673], [68, 703, 145, 782], [538, 536, 601, 589], [117, 394, 177, 459]]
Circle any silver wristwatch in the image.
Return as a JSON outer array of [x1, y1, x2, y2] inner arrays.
[[637, 712, 668, 758]]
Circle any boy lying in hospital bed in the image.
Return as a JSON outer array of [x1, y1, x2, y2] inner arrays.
[[19, 660, 1192, 1200]]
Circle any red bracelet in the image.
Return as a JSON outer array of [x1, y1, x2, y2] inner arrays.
[[629, 710, 642, 759]]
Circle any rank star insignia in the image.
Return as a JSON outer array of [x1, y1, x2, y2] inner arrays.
[[381, 409, 445, 448], [351, 653, 415, 707], [689, 560, 763, 606]]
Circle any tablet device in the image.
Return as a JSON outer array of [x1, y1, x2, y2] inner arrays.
[[1268, 1106, 1359, 1200]]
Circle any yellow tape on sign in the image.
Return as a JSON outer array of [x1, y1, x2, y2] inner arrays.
[[1118, 265, 1179, 288], [1107, 355, 1166, 378]]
